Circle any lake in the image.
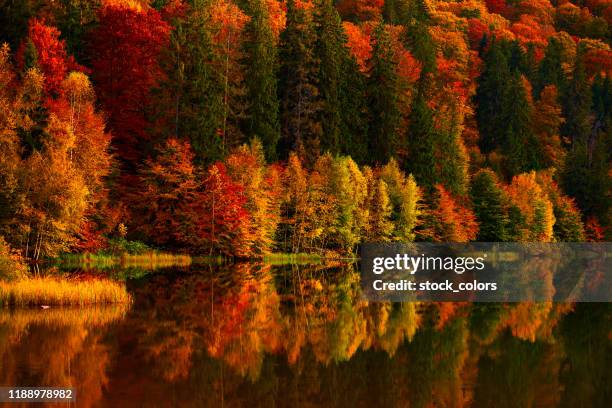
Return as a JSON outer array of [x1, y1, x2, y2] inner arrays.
[[1, 263, 610, 407]]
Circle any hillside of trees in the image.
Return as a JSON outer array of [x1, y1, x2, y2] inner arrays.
[[0, 0, 610, 258]]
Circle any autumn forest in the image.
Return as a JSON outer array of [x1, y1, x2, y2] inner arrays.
[[0, 2, 610, 406], [0, 0, 610, 263]]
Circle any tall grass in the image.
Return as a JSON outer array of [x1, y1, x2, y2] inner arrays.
[[0, 277, 132, 307]]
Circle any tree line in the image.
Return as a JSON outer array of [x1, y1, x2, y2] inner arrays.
[[0, 0, 610, 258]]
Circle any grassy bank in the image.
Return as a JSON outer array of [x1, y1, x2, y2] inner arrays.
[[0, 277, 132, 307], [263, 253, 323, 265], [59, 251, 192, 270]]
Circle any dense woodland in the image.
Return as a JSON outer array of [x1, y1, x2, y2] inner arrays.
[[0, 0, 610, 259]]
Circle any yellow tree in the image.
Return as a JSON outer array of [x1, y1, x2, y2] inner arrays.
[[365, 169, 394, 242], [506, 172, 556, 242], [380, 159, 422, 242], [536, 171, 585, 242], [0, 44, 23, 242], [309, 153, 338, 251], [281, 152, 310, 252], [20, 110, 89, 259], [321, 156, 368, 253]]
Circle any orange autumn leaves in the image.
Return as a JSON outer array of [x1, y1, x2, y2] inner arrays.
[[0, 0, 606, 259], [132, 139, 277, 256], [0, 17, 111, 257], [16, 18, 85, 95], [343, 21, 422, 82]]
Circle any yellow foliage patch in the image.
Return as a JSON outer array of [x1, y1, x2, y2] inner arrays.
[[0, 277, 132, 306]]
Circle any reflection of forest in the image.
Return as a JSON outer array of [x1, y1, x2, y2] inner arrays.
[[0, 306, 128, 408], [0, 264, 609, 408]]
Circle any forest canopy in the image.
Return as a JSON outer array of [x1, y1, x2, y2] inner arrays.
[[0, 0, 610, 259]]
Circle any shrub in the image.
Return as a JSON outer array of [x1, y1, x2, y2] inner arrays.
[[107, 237, 150, 255]]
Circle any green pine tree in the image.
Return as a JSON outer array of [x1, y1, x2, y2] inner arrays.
[[475, 39, 512, 154], [405, 85, 437, 190], [158, 2, 225, 163], [476, 39, 541, 175], [535, 36, 567, 98], [338, 54, 369, 163], [367, 22, 402, 165], [562, 70, 611, 234], [502, 72, 541, 175], [57, 0, 101, 64], [507, 40, 527, 74], [0, 0, 39, 50], [383, 0, 408, 24], [278, 0, 322, 160], [242, 0, 280, 161], [314, 0, 368, 161], [314, 0, 345, 154], [402, 0, 436, 75], [437, 105, 469, 196], [561, 46, 592, 145], [22, 38, 38, 72], [470, 169, 509, 241]]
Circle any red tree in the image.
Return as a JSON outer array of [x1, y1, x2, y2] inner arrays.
[[186, 163, 251, 256], [420, 185, 479, 242], [467, 18, 490, 50], [132, 138, 199, 247], [89, 5, 170, 165], [336, 0, 384, 21], [343, 21, 372, 72], [17, 18, 84, 96], [486, 0, 507, 16]]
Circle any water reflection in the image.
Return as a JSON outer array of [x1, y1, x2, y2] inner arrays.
[[0, 306, 128, 408], [0, 263, 609, 407]]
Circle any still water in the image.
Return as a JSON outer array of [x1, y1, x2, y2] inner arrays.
[[1, 263, 610, 407]]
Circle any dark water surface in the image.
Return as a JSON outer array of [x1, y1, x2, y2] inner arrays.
[[1, 263, 610, 407]]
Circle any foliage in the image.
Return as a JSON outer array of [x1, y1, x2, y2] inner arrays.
[[130, 137, 199, 247], [225, 139, 281, 254], [242, 0, 280, 161], [278, 0, 322, 161], [380, 159, 422, 241], [0, 236, 28, 281], [17, 18, 84, 96], [107, 237, 151, 255], [89, 4, 170, 165], [367, 22, 402, 165], [0, 43, 111, 259], [470, 169, 510, 242], [189, 162, 250, 256], [0, 0, 610, 256], [506, 172, 556, 242], [420, 185, 479, 242]]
